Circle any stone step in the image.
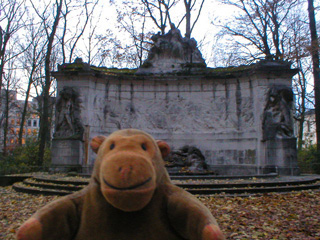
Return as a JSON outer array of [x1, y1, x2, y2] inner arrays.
[[186, 183, 320, 195], [13, 181, 320, 196], [175, 178, 319, 189], [12, 176, 320, 196], [12, 182, 73, 196], [169, 173, 278, 180], [78, 173, 279, 180], [23, 178, 84, 191], [32, 177, 88, 186]]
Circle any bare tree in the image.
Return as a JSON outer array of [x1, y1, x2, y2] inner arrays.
[[17, 18, 46, 146], [108, 0, 206, 68], [293, 60, 313, 150], [140, 0, 176, 34], [114, 3, 153, 67], [1, 57, 19, 155], [59, 0, 99, 64], [213, 0, 318, 153], [179, 0, 205, 39], [287, 9, 313, 150], [307, 0, 320, 155], [31, 0, 63, 165], [215, 0, 299, 61], [82, 13, 126, 67], [139, 0, 205, 38], [0, 0, 26, 94]]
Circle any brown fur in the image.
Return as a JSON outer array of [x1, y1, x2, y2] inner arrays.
[[17, 129, 225, 240]]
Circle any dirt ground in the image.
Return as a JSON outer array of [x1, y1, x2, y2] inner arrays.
[[1, 186, 319, 239]]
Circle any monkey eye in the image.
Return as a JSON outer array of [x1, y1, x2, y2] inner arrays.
[[110, 143, 115, 150], [141, 143, 147, 151]]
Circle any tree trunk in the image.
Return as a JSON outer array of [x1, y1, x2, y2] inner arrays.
[[297, 61, 307, 151], [38, 0, 63, 166], [307, 0, 320, 151], [18, 71, 34, 146], [297, 117, 305, 151], [184, 0, 191, 39], [0, 27, 10, 95], [2, 89, 10, 155]]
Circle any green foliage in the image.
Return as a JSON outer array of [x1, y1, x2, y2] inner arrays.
[[298, 144, 320, 174], [0, 139, 51, 175]]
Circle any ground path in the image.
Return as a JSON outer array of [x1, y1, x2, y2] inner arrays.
[[1, 174, 320, 239]]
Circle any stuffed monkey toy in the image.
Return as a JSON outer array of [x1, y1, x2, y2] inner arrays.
[[17, 129, 225, 240]]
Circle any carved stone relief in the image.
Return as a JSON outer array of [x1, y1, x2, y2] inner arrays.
[[165, 145, 208, 172], [54, 86, 84, 140], [101, 94, 255, 133], [262, 85, 294, 141]]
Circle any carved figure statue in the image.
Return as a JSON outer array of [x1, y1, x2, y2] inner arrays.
[[54, 86, 84, 140], [137, 24, 206, 74], [262, 85, 294, 141], [165, 145, 208, 172]]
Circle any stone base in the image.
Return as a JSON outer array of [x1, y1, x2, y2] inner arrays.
[[51, 139, 83, 172], [50, 164, 82, 173], [262, 165, 300, 175], [209, 164, 300, 176], [209, 165, 259, 176], [263, 138, 299, 175], [80, 165, 94, 174]]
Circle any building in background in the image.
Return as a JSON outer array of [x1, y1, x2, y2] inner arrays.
[[302, 109, 316, 147], [0, 90, 40, 152]]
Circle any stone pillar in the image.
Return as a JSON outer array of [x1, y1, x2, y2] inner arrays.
[[261, 84, 300, 175], [50, 85, 85, 172], [51, 139, 83, 172], [263, 138, 299, 175]]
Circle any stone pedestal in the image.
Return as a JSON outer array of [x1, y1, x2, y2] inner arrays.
[[262, 138, 300, 175], [51, 139, 83, 172]]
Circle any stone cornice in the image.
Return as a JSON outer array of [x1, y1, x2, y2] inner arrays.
[[52, 60, 299, 81]]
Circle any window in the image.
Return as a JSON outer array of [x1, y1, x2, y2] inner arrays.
[[33, 120, 37, 127], [27, 120, 31, 127]]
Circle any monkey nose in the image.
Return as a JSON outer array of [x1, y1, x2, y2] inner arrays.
[[118, 166, 133, 180]]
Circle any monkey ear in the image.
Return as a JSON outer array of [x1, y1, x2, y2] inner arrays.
[[156, 140, 170, 158], [90, 136, 106, 153]]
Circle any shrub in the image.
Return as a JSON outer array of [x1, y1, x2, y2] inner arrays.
[[298, 144, 320, 174], [0, 139, 51, 175]]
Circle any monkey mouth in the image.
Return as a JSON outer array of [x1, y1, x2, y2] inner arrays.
[[103, 177, 152, 191]]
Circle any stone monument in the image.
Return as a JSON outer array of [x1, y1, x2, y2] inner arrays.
[[51, 32, 299, 175]]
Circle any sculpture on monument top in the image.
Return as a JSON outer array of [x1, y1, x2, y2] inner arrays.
[[262, 85, 294, 141], [137, 24, 206, 74], [54, 86, 84, 140]]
